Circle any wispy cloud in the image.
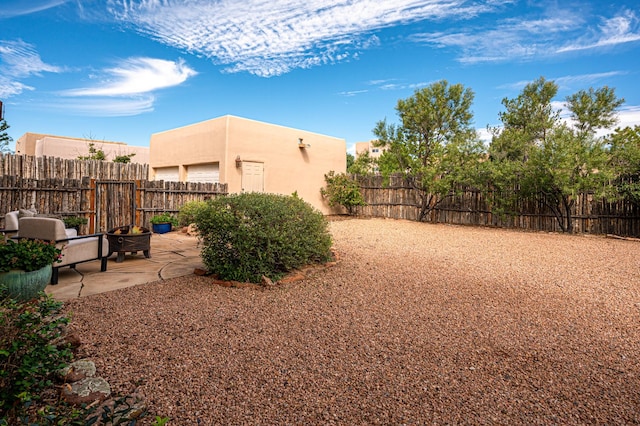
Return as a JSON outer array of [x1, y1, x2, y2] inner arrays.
[[413, 8, 640, 64], [0, 39, 61, 97], [339, 78, 430, 98], [49, 96, 156, 117], [0, 0, 70, 19], [557, 10, 640, 53], [498, 71, 627, 92], [104, 0, 501, 77], [63, 57, 197, 96], [338, 89, 369, 97], [56, 57, 196, 116]]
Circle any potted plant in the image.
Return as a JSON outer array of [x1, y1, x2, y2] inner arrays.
[[62, 216, 88, 233], [0, 237, 62, 300], [149, 212, 178, 234]]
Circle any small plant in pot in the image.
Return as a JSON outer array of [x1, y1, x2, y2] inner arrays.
[[0, 237, 62, 300], [149, 212, 178, 234], [62, 216, 88, 232]]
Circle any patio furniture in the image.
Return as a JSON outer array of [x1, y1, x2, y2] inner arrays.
[[17, 217, 109, 285], [106, 225, 151, 263], [2, 209, 77, 239]]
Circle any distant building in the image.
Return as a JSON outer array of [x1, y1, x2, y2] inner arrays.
[[15, 133, 149, 164], [150, 115, 346, 214], [355, 140, 386, 160]]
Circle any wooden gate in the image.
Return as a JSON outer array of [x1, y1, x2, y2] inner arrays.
[[93, 180, 137, 232]]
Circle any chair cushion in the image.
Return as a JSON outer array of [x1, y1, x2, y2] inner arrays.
[[57, 236, 109, 267], [4, 211, 20, 231], [18, 217, 68, 241]]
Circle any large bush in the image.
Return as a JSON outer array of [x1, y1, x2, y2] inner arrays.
[[195, 193, 333, 283], [178, 200, 208, 227]]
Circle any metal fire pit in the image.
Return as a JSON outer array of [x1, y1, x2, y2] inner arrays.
[[106, 225, 151, 263]]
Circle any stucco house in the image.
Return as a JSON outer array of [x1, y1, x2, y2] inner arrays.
[[150, 115, 346, 214], [16, 133, 149, 164]]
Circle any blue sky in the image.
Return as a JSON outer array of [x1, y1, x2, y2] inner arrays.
[[1, 0, 639, 154]]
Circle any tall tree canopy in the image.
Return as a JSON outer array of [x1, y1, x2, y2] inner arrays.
[[373, 80, 484, 221], [489, 77, 623, 232]]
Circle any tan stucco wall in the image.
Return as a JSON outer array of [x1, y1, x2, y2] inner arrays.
[[15, 133, 149, 164], [150, 115, 346, 214]]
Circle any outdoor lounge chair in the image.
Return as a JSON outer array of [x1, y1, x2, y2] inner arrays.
[[3, 209, 78, 239], [17, 217, 109, 285]]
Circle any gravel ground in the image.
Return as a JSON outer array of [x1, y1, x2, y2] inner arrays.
[[65, 218, 640, 425]]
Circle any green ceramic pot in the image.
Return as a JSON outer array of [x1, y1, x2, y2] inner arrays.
[[0, 264, 52, 301]]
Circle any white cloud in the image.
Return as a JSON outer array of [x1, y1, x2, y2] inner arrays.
[[616, 105, 640, 129], [104, 0, 500, 77], [0, 0, 69, 19], [414, 8, 640, 64], [56, 57, 196, 116], [0, 40, 62, 77], [557, 10, 640, 53], [0, 78, 34, 98], [339, 89, 369, 97], [0, 39, 61, 97], [50, 95, 156, 116], [63, 57, 197, 96]]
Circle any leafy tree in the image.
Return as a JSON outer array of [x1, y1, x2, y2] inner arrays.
[[566, 87, 624, 137], [77, 142, 106, 161], [521, 125, 611, 232], [113, 152, 136, 163], [373, 80, 482, 221], [321, 171, 366, 214], [489, 76, 559, 162], [608, 125, 640, 205], [0, 119, 13, 153], [489, 77, 622, 232], [346, 153, 354, 170], [348, 150, 376, 175]]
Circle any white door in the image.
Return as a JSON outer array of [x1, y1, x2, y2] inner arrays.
[[242, 161, 264, 192]]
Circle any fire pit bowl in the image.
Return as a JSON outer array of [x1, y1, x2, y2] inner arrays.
[[106, 225, 151, 263]]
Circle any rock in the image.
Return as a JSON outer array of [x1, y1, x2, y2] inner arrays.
[[194, 268, 208, 276], [88, 393, 147, 425], [186, 223, 198, 236], [261, 275, 274, 287], [279, 272, 305, 284], [61, 377, 111, 405], [60, 359, 96, 382]]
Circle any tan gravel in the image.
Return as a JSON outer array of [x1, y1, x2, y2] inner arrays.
[[65, 218, 640, 425]]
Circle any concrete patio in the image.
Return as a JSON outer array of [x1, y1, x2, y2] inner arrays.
[[45, 231, 205, 301]]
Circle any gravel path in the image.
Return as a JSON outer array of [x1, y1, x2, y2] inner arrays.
[[65, 218, 640, 425]]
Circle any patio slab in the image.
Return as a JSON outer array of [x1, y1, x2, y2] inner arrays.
[[45, 231, 204, 301]]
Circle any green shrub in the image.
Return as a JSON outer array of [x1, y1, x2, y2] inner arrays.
[[195, 193, 333, 283], [178, 200, 208, 227], [0, 289, 72, 422], [149, 212, 178, 227], [320, 171, 366, 215]]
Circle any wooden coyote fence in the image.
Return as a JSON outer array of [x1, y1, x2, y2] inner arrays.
[[1, 153, 148, 180], [0, 176, 227, 233], [352, 175, 640, 238]]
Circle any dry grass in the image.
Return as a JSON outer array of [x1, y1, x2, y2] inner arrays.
[[65, 218, 640, 425]]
